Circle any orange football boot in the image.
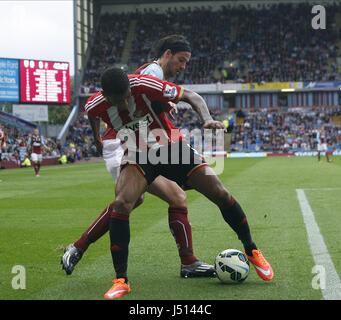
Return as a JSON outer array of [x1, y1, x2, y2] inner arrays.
[[103, 278, 131, 300], [246, 249, 274, 281]]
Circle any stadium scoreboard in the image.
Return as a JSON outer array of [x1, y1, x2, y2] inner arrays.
[[0, 57, 71, 104], [20, 60, 70, 104]]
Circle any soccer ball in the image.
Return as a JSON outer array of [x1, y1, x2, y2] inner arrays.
[[215, 249, 250, 283]]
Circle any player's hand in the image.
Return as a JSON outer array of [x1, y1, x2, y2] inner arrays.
[[203, 120, 225, 130], [95, 140, 103, 156]]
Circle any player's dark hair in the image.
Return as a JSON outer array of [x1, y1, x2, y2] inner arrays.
[[153, 34, 191, 59], [101, 67, 129, 96]]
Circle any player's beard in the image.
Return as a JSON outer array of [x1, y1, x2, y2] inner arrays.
[[165, 61, 176, 79]]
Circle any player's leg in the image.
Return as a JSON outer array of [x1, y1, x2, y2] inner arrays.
[[104, 163, 148, 299], [72, 158, 119, 252], [147, 176, 215, 277], [31, 153, 38, 175], [61, 202, 113, 275], [61, 161, 144, 275], [62, 193, 145, 275], [74, 188, 144, 253], [36, 155, 42, 176], [147, 177, 193, 262], [187, 165, 256, 253], [73, 143, 124, 254], [78, 199, 145, 252], [326, 149, 332, 162], [79, 145, 126, 251], [62, 142, 144, 275], [187, 165, 274, 281], [72, 163, 121, 253], [317, 150, 321, 161], [33, 163, 38, 175], [79, 143, 127, 250]]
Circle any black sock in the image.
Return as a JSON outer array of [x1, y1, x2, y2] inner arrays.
[[220, 197, 257, 256], [110, 212, 130, 280]]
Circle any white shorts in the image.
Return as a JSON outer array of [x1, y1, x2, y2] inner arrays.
[[103, 139, 124, 181], [31, 153, 43, 163], [317, 143, 327, 152]]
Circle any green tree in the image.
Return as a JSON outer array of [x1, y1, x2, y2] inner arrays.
[[48, 105, 71, 124]]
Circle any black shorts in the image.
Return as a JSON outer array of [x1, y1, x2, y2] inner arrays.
[[121, 141, 208, 188]]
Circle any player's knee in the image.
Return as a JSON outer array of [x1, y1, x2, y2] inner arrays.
[[167, 189, 187, 208], [113, 198, 134, 215]]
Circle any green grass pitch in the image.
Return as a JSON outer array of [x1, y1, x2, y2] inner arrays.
[[1, 156, 340, 300]]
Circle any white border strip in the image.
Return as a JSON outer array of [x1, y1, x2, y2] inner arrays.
[[296, 189, 341, 300]]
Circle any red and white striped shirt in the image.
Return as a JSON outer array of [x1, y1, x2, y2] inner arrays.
[[84, 74, 184, 149]]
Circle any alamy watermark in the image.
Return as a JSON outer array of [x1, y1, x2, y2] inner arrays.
[[312, 265, 326, 290], [11, 265, 26, 290], [116, 125, 226, 175], [311, 5, 326, 30]]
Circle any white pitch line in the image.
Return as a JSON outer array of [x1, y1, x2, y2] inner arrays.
[[296, 189, 341, 300]]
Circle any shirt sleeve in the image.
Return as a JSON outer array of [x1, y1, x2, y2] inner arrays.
[[137, 75, 184, 104], [84, 92, 106, 117]]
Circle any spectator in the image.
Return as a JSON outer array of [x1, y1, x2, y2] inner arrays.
[[81, 3, 340, 89]]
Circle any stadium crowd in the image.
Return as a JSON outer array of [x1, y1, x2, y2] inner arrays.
[[64, 116, 99, 161], [2, 105, 340, 169], [0, 125, 59, 167], [0, 123, 97, 168], [230, 107, 341, 152], [82, 13, 130, 94], [81, 3, 340, 92], [174, 106, 341, 153], [2, 3, 341, 167]]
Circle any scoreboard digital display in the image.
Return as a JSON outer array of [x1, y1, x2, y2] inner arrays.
[[20, 59, 71, 104]]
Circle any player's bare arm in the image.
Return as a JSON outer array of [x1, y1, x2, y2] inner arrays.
[[88, 113, 103, 155], [180, 89, 225, 130]]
